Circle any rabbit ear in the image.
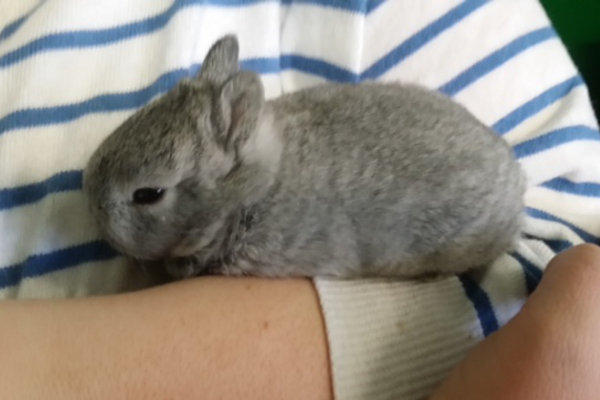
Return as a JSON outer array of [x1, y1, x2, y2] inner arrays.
[[213, 71, 264, 153], [198, 35, 239, 85]]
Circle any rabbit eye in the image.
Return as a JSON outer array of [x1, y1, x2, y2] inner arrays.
[[132, 188, 165, 205]]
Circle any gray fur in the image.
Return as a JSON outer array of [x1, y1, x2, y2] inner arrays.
[[83, 34, 526, 280]]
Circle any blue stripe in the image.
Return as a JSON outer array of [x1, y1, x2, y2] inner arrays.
[[439, 27, 556, 96], [364, 0, 385, 13], [0, 0, 257, 69], [1, 50, 587, 139], [0, 1, 489, 131], [511, 252, 543, 294], [361, 0, 489, 80], [0, 240, 119, 290], [526, 207, 599, 244], [513, 125, 600, 159], [0, 0, 46, 42], [458, 274, 499, 336], [240, 57, 281, 74], [525, 234, 573, 253], [0, 1, 510, 137], [281, 0, 385, 13], [543, 239, 573, 253], [541, 177, 600, 198], [493, 75, 585, 135], [0, 57, 290, 136], [0, 56, 345, 136], [281, 54, 357, 82], [0, 17, 28, 42], [0, 0, 392, 69], [0, 170, 82, 210], [0, 66, 196, 136]]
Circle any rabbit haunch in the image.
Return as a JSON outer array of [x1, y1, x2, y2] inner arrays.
[[83, 35, 525, 279]]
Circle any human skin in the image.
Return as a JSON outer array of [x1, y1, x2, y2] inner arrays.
[[0, 277, 332, 400], [431, 244, 600, 400], [0, 244, 599, 399]]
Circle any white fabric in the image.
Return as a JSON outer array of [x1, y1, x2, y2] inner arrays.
[[1, 1, 599, 398]]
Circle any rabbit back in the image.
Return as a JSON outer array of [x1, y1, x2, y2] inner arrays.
[[216, 82, 525, 278]]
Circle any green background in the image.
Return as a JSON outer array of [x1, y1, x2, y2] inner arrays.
[[540, 0, 600, 117]]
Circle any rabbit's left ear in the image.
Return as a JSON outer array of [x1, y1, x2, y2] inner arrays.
[[197, 35, 239, 85], [212, 71, 264, 154]]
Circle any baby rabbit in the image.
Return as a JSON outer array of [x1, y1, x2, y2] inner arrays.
[[83, 35, 525, 280]]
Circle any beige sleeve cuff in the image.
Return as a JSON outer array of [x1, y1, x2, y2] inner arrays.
[[314, 277, 483, 400]]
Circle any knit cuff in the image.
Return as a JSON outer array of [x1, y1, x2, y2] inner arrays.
[[314, 277, 483, 400]]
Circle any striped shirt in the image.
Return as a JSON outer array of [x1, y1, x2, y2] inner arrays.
[[1, 1, 599, 398]]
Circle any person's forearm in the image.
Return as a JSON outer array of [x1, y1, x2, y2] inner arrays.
[[0, 277, 332, 400]]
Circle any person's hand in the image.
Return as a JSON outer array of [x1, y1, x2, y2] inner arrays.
[[431, 244, 600, 400]]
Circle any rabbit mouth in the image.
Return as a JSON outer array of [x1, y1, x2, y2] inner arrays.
[[169, 205, 256, 261], [169, 218, 227, 258]]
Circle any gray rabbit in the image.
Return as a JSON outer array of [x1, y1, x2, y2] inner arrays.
[[83, 35, 525, 280]]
